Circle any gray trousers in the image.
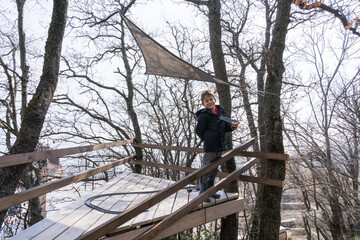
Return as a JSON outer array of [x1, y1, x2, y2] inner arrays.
[[200, 151, 222, 184]]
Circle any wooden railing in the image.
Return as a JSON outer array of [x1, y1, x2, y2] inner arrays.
[[0, 156, 135, 212], [77, 138, 257, 240], [136, 158, 259, 240], [0, 139, 134, 168], [0, 137, 290, 240], [132, 143, 289, 161], [128, 159, 284, 187], [0, 139, 135, 212]]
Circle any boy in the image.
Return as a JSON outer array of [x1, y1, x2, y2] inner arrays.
[[195, 89, 239, 202]]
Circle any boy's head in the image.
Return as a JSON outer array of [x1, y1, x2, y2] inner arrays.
[[201, 89, 216, 106]]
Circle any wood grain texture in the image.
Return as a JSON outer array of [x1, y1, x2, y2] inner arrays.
[[76, 138, 255, 240], [132, 143, 289, 161], [0, 156, 134, 212], [130, 160, 283, 187], [107, 198, 245, 240], [0, 139, 134, 168], [134, 158, 258, 240]]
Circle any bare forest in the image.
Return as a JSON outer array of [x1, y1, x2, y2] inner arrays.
[[0, 0, 359, 239]]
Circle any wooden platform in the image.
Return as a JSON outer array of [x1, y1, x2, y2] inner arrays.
[[11, 172, 243, 240]]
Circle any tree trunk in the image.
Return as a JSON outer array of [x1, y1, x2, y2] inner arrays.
[[250, 1, 273, 238], [207, 0, 238, 239], [0, 0, 68, 227], [324, 129, 345, 239], [258, 0, 292, 239], [16, 0, 30, 121], [120, 16, 142, 174]]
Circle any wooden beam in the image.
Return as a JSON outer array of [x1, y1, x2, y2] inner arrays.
[[129, 160, 284, 187], [131, 143, 289, 161], [133, 158, 259, 240], [132, 143, 203, 153], [107, 198, 245, 240], [0, 139, 134, 168], [237, 151, 289, 161], [129, 160, 195, 174], [75, 138, 255, 240], [238, 175, 284, 188], [0, 156, 135, 212]]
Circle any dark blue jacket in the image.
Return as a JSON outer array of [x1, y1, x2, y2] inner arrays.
[[195, 105, 234, 152]]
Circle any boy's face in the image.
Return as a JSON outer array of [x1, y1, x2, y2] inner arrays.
[[202, 94, 216, 110]]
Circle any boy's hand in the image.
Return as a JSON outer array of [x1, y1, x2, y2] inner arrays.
[[231, 121, 239, 129]]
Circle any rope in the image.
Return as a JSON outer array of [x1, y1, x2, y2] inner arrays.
[[85, 185, 199, 214]]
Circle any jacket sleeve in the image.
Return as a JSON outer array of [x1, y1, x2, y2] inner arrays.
[[222, 111, 235, 133], [224, 121, 234, 132], [195, 114, 208, 140]]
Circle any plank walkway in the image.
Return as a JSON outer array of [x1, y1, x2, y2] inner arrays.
[[11, 171, 239, 240]]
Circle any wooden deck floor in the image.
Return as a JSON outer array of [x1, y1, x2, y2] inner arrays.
[[11, 171, 240, 240]]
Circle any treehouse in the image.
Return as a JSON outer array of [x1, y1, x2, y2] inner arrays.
[[0, 15, 289, 240], [0, 138, 288, 239]]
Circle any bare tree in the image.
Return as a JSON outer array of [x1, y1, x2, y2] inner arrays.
[[284, 19, 360, 238], [219, 1, 280, 236], [256, 0, 292, 239], [50, 0, 204, 181], [183, 0, 240, 239], [0, 0, 68, 230], [294, 0, 360, 37]]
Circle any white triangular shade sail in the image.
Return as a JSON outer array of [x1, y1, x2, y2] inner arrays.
[[121, 14, 238, 87]]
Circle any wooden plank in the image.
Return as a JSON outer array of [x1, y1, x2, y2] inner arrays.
[[171, 189, 190, 214], [10, 172, 134, 240], [238, 175, 284, 187], [205, 198, 245, 222], [237, 151, 289, 161], [53, 174, 149, 240], [213, 191, 229, 205], [110, 184, 196, 238], [13, 172, 135, 240], [131, 143, 289, 161], [0, 139, 134, 168], [129, 160, 284, 187], [129, 160, 195, 173], [188, 187, 209, 208], [121, 177, 165, 228], [131, 143, 203, 153], [130, 179, 172, 227], [34, 205, 96, 239], [76, 138, 255, 240], [0, 156, 135, 212], [133, 158, 258, 240], [107, 198, 244, 240], [30, 173, 140, 240], [85, 175, 163, 233], [150, 192, 176, 222], [108, 211, 204, 240], [61, 171, 135, 214]]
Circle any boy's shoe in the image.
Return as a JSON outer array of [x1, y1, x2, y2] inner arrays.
[[206, 179, 221, 199], [211, 192, 221, 199], [199, 182, 211, 202]]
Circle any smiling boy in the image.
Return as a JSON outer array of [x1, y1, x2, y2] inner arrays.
[[195, 89, 239, 201]]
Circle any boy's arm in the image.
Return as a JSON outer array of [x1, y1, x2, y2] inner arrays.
[[195, 114, 208, 140], [225, 121, 233, 132], [221, 115, 239, 132]]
